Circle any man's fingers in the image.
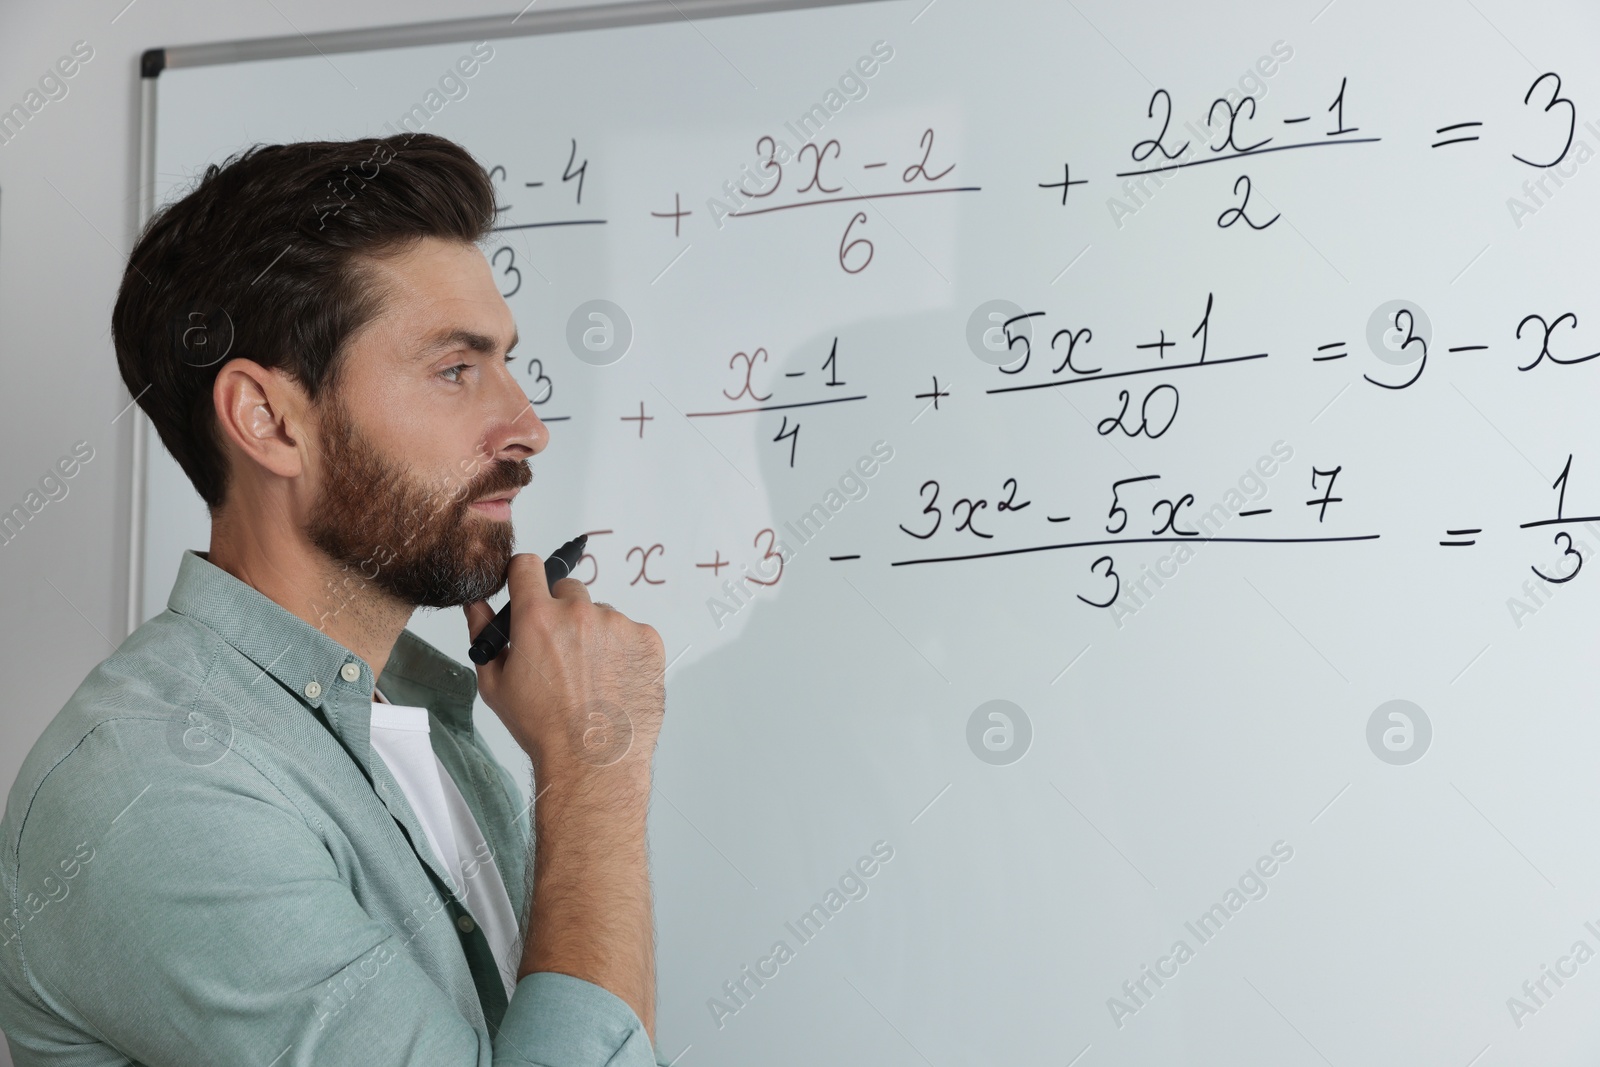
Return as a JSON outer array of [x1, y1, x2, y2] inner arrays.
[[463, 599, 496, 641], [552, 576, 593, 604], [506, 553, 554, 601]]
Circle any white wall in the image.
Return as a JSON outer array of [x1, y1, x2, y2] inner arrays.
[[0, 3, 611, 1063]]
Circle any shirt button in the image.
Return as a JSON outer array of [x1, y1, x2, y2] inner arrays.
[[457, 914, 476, 934], [304, 680, 322, 699], [341, 663, 361, 683]]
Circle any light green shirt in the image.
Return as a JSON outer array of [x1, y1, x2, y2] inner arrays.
[[1, 549, 666, 1066]]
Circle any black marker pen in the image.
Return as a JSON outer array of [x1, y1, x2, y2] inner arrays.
[[467, 534, 588, 665]]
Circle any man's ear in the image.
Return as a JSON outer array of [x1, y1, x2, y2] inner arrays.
[[212, 359, 309, 481]]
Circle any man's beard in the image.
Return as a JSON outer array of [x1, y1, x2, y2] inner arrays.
[[304, 392, 532, 609]]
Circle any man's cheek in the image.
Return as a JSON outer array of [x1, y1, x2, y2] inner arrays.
[[399, 503, 429, 544], [419, 487, 455, 521]]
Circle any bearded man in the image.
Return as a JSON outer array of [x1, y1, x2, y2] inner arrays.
[[0, 133, 669, 1067]]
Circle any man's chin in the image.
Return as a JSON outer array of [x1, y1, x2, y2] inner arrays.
[[455, 542, 513, 600], [410, 568, 508, 609]]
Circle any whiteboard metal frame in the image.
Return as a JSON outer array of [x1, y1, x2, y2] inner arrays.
[[126, 0, 891, 636], [128, 75, 157, 638]]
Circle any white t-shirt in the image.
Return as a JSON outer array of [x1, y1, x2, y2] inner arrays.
[[369, 690, 521, 1001]]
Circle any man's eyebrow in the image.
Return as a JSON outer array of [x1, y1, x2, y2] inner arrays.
[[415, 327, 519, 360]]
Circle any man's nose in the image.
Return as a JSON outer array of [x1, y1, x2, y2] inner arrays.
[[489, 357, 549, 457]]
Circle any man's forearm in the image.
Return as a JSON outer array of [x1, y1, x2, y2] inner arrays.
[[519, 769, 656, 1039]]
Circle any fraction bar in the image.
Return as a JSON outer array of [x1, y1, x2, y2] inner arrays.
[[728, 186, 981, 218], [1519, 515, 1600, 529], [890, 533, 1381, 567], [685, 395, 868, 417], [1114, 137, 1381, 177], [987, 352, 1268, 394]]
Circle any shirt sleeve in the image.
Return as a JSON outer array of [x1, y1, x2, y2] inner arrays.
[[9, 718, 660, 1067]]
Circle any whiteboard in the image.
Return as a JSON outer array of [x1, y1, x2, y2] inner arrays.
[[139, 0, 1600, 1062]]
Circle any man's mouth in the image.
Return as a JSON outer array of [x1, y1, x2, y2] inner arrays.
[[468, 487, 518, 522]]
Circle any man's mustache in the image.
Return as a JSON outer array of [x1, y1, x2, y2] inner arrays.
[[455, 458, 532, 507]]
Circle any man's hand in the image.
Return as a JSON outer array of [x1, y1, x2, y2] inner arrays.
[[464, 552, 665, 1040], [465, 552, 665, 788]]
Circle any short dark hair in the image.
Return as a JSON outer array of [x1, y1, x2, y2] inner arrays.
[[112, 133, 497, 511]]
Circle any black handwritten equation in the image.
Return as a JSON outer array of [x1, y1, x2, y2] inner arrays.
[[1318, 303, 1600, 392], [961, 293, 1600, 438], [1443, 453, 1600, 591], [611, 336, 866, 469], [532, 296, 1600, 467], [559, 447, 1600, 611], [1032, 70, 1584, 233], [881, 462, 1368, 611], [525, 334, 867, 468], [551, 527, 789, 591], [654, 126, 977, 273], [868, 454, 1600, 614], [981, 292, 1250, 444], [483, 140, 602, 298], [519, 71, 1587, 279]]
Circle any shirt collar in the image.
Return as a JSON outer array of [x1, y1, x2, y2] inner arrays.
[[165, 549, 478, 738]]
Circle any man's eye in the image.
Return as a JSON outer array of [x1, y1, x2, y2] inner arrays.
[[440, 363, 469, 383]]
